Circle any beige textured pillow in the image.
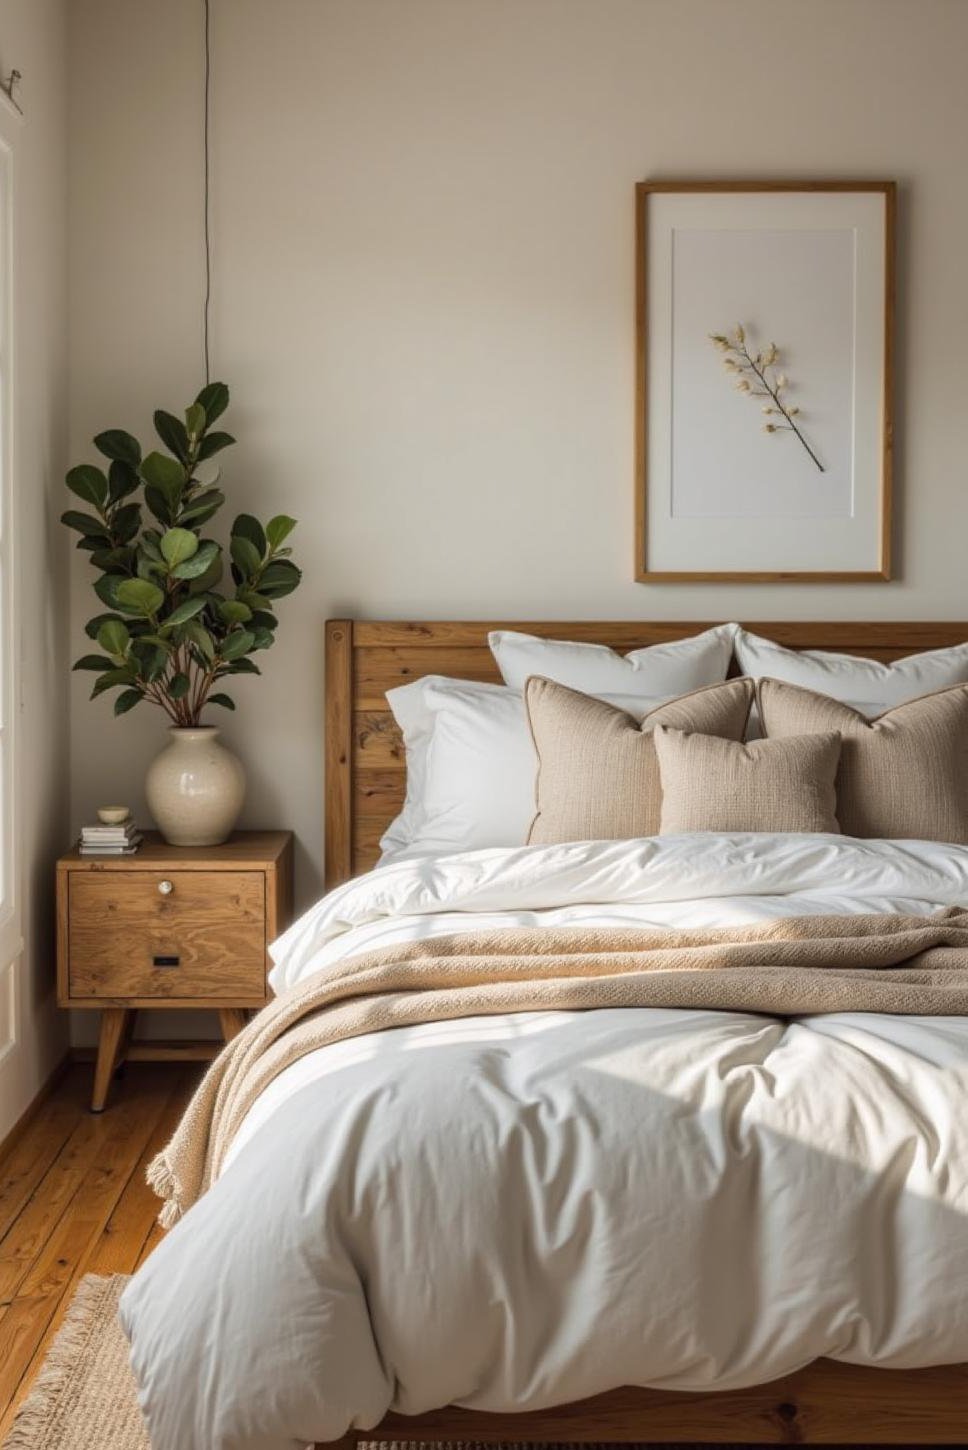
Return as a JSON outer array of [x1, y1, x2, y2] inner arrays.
[[653, 726, 842, 835], [757, 678, 968, 842], [525, 675, 753, 844]]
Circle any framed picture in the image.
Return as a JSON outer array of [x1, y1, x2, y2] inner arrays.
[[634, 180, 895, 582]]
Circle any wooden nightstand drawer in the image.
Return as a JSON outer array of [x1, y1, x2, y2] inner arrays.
[[68, 869, 267, 1001]]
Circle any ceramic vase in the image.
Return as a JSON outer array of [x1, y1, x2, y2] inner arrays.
[[145, 727, 245, 847]]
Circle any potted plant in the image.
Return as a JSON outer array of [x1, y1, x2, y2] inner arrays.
[[62, 382, 301, 846]]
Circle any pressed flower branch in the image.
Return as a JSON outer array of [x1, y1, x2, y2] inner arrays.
[[710, 325, 825, 473]]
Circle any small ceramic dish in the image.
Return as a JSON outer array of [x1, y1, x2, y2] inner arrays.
[[97, 805, 130, 825]]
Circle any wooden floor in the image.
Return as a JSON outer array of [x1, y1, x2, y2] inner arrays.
[[0, 1059, 197, 1439]]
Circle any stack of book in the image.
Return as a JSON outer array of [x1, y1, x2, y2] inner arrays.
[[78, 821, 143, 856]]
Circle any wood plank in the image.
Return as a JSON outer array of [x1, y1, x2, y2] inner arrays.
[[72, 1068, 192, 1279], [0, 1073, 86, 1246], [325, 620, 353, 890], [126, 1040, 219, 1062], [57, 829, 291, 870], [354, 710, 405, 767], [0, 1065, 174, 1421], [354, 770, 406, 822], [68, 870, 266, 1001], [354, 646, 500, 706], [350, 619, 968, 650], [363, 1356, 968, 1444]]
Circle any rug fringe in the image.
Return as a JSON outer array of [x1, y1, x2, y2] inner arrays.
[[3, 1275, 123, 1450]]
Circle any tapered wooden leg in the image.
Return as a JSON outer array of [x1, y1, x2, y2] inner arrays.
[[115, 1008, 138, 1077], [219, 1008, 248, 1043], [91, 1009, 130, 1112]]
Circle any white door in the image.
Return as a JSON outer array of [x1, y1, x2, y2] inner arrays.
[[0, 92, 26, 1120]]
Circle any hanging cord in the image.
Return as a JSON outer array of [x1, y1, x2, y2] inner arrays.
[[1, 71, 23, 115], [203, 0, 212, 386]]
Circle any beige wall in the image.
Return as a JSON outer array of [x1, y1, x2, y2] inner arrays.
[[0, 0, 69, 1134], [67, 0, 968, 929]]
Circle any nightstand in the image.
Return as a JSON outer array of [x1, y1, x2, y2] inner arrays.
[[57, 830, 293, 1111]]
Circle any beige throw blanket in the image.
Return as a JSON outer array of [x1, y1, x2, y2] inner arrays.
[[149, 911, 968, 1225]]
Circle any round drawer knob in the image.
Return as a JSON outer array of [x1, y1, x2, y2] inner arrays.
[[157, 879, 174, 896]]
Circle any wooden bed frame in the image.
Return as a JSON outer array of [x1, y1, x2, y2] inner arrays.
[[321, 618, 968, 1445]]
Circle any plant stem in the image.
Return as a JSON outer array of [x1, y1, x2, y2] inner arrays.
[[737, 344, 825, 473]]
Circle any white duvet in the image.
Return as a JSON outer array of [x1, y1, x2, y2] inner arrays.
[[121, 833, 968, 1450]]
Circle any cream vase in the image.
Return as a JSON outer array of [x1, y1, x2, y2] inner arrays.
[[145, 727, 245, 847]]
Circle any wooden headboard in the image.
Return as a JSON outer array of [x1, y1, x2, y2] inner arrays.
[[324, 619, 968, 888]]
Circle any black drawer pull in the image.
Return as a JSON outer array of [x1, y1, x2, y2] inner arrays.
[[153, 954, 180, 968]]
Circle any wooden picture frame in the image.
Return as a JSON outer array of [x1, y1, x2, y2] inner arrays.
[[634, 180, 896, 583]]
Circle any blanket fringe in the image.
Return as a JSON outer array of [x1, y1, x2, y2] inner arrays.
[[146, 1151, 184, 1228]]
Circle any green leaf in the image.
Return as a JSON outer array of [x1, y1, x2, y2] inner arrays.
[[73, 654, 116, 672], [136, 553, 166, 582], [91, 667, 138, 698], [194, 380, 229, 425], [93, 574, 124, 610], [111, 502, 142, 544], [217, 599, 252, 627], [232, 513, 266, 557], [259, 560, 302, 598], [179, 487, 224, 524], [143, 484, 173, 526], [85, 612, 126, 641], [250, 609, 278, 632], [197, 430, 235, 462], [161, 596, 206, 630], [94, 429, 142, 467], [61, 509, 111, 540], [229, 534, 262, 579], [186, 552, 223, 595], [160, 527, 199, 568], [113, 688, 144, 715], [139, 530, 164, 561], [220, 629, 255, 661], [238, 589, 272, 612], [108, 458, 140, 503], [169, 672, 191, 700], [251, 626, 275, 650], [65, 465, 108, 510], [115, 577, 164, 616], [96, 619, 130, 657], [153, 409, 190, 463], [207, 693, 235, 710], [265, 515, 297, 551], [90, 547, 135, 574], [140, 451, 185, 497], [184, 402, 206, 438], [221, 657, 261, 676], [172, 538, 219, 580], [138, 645, 168, 683], [183, 619, 215, 662]]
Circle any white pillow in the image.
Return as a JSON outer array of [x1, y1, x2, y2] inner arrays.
[[489, 623, 738, 695], [735, 628, 968, 716], [379, 676, 671, 860]]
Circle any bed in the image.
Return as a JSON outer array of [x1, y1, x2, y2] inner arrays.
[[121, 619, 968, 1449]]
